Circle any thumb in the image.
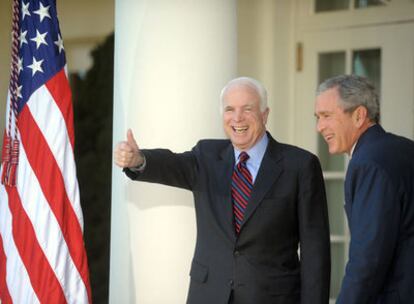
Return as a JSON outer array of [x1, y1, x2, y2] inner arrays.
[[126, 129, 139, 150]]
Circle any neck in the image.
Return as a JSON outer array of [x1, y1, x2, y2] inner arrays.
[[347, 121, 376, 155]]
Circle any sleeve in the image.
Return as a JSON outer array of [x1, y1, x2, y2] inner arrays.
[[123, 147, 198, 191], [298, 154, 331, 304], [336, 163, 400, 304]]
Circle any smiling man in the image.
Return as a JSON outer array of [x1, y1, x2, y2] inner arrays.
[[315, 74, 414, 304], [114, 77, 331, 304]]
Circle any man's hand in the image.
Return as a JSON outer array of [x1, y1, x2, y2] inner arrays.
[[114, 129, 144, 168]]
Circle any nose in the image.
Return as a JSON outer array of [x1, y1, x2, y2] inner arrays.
[[233, 109, 243, 122], [316, 118, 324, 133]]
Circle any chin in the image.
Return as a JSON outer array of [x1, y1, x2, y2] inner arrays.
[[328, 146, 338, 155], [234, 143, 248, 150], [329, 148, 342, 155], [233, 141, 250, 150]]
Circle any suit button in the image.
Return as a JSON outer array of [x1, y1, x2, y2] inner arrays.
[[228, 279, 234, 287], [234, 251, 240, 257]]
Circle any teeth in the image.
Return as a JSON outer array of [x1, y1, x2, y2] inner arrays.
[[233, 127, 248, 133]]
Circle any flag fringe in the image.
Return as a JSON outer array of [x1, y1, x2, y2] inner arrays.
[[0, 136, 19, 186], [1, 135, 11, 185], [8, 139, 20, 186]]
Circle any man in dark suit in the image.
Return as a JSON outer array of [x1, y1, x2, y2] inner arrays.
[[315, 74, 414, 304], [115, 77, 331, 304]]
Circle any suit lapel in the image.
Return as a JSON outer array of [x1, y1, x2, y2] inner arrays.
[[240, 138, 283, 232], [213, 144, 237, 239]]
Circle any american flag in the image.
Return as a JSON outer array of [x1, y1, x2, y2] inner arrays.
[[0, 0, 91, 303]]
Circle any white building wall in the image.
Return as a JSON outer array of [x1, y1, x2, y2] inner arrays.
[[238, 0, 295, 144]]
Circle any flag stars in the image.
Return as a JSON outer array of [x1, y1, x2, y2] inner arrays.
[[54, 34, 64, 53], [33, 2, 51, 22], [16, 57, 23, 74], [28, 57, 44, 76], [15, 85, 23, 99], [22, 1, 31, 20], [19, 30, 28, 47], [30, 30, 48, 49]]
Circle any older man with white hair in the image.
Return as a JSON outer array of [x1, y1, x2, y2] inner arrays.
[[115, 77, 331, 304]]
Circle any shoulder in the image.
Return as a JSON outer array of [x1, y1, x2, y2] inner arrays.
[[265, 138, 322, 176], [191, 138, 232, 157], [270, 139, 319, 164], [349, 131, 414, 192], [194, 139, 230, 150], [353, 131, 414, 166]]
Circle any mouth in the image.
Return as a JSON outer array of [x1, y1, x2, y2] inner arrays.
[[232, 126, 248, 134], [324, 134, 334, 142]]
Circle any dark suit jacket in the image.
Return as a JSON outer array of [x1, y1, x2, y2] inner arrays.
[[337, 125, 414, 304], [125, 133, 330, 304]]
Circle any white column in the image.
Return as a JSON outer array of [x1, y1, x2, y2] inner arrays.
[[110, 1, 237, 303]]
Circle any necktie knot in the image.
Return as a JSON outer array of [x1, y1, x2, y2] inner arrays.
[[239, 152, 249, 164]]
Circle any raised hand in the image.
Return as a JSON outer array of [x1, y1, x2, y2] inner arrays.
[[114, 129, 144, 168]]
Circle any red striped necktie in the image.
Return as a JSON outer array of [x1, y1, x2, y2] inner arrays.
[[231, 152, 253, 234]]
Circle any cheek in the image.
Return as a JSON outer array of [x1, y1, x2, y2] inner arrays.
[[247, 114, 260, 124]]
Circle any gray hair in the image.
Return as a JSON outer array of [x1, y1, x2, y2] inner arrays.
[[220, 76, 268, 113], [316, 74, 380, 123]]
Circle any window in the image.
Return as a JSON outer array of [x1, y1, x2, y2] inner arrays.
[[315, 0, 385, 12]]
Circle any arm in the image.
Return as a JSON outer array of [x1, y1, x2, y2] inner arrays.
[[337, 163, 400, 304], [298, 154, 331, 304], [114, 129, 197, 190], [124, 148, 197, 190]]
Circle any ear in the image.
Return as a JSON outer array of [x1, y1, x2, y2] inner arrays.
[[262, 107, 270, 124], [352, 106, 368, 128]]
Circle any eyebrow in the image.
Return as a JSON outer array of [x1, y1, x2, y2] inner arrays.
[[314, 111, 331, 117]]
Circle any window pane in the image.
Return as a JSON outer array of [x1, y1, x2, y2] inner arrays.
[[326, 180, 346, 235], [315, 0, 350, 12], [318, 52, 346, 171], [352, 49, 381, 95], [319, 52, 346, 83], [330, 243, 346, 299], [355, 0, 385, 8]]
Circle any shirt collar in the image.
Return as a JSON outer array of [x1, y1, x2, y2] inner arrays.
[[350, 141, 357, 157], [233, 132, 268, 165]]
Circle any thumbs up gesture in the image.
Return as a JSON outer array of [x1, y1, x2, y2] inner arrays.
[[114, 129, 144, 168]]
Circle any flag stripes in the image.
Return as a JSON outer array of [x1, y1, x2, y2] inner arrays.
[[6, 185, 67, 303], [26, 75, 82, 223], [0, 184, 40, 304], [0, 232, 13, 304], [15, 138, 88, 303], [1, 73, 91, 303], [18, 85, 90, 302], [45, 69, 75, 148], [0, 1, 91, 302]]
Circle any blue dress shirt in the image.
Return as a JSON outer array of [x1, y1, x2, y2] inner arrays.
[[233, 132, 269, 184]]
